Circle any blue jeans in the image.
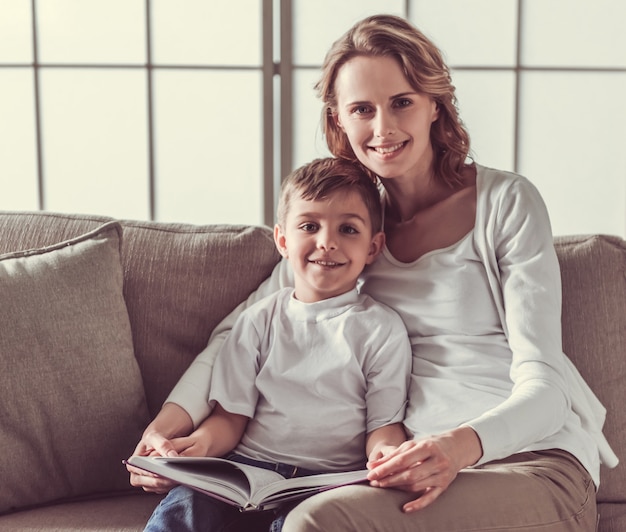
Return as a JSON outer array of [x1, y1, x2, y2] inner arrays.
[[144, 454, 323, 532]]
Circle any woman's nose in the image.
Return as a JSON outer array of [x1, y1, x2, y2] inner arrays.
[[374, 110, 396, 138]]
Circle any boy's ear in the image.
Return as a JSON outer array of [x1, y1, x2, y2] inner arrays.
[[273, 224, 289, 258], [365, 231, 385, 264]]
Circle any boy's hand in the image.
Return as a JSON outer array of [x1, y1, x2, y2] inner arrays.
[[168, 435, 212, 457], [127, 430, 180, 493], [138, 430, 180, 458], [365, 422, 408, 466], [367, 444, 399, 466]]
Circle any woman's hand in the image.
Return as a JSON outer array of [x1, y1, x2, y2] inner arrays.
[[366, 426, 482, 513], [127, 430, 181, 493], [126, 403, 194, 494]]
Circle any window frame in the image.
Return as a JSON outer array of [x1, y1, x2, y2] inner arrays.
[[1, 0, 624, 230]]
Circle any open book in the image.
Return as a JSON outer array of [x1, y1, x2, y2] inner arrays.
[[126, 455, 369, 511]]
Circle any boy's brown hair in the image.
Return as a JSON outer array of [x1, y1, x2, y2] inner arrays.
[[277, 158, 383, 234]]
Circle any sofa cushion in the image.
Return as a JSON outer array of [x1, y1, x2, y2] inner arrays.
[[0, 222, 150, 514], [555, 234, 626, 504], [0, 493, 163, 531]]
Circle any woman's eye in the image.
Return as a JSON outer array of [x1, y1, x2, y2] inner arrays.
[[394, 98, 412, 108], [352, 105, 371, 115]]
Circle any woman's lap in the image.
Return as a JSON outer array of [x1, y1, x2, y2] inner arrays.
[[282, 450, 597, 532]]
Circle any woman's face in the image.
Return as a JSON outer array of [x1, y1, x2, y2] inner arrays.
[[334, 55, 439, 181]]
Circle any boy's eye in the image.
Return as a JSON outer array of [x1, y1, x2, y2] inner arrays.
[[340, 225, 359, 235], [299, 222, 318, 232]]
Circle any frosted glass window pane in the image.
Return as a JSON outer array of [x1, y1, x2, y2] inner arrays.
[[293, 0, 405, 66], [293, 69, 331, 170], [153, 71, 262, 225], [522, 0, 626, 67], [519, 72, 626, 238], [0, 0, 33, 62], [410, 0, 517, 67], [152, 0, 261, 66], [452, 70, 516, 171], [40, 69, 149, 219], [0, 70, 38, 210], [37, 0, 145, 63]]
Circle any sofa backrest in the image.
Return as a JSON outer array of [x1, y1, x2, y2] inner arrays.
[[554, 234, 626, 503], [0, 212, 623, 504], [0, 211, 281, 418]]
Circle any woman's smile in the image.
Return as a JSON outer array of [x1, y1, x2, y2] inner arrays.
[[369, 141, 409, 158]]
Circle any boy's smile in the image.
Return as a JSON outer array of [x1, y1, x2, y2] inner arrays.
[[308, 259, 345, 268]]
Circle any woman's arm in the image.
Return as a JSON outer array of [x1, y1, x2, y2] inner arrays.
[[468, 175, 569, 463]]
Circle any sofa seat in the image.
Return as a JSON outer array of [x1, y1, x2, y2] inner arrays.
[[0, 493, 163, 532]]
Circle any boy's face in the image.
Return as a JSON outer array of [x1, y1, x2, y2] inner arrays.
[[274, 188, 384, 303]]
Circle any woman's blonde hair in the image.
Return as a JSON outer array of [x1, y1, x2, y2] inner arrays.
[[315, 14, 471, 187]]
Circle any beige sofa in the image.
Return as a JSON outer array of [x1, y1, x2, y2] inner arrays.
[[0, 211, 623, 532]]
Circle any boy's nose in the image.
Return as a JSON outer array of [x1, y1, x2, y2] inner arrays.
[[317, 229, 338, 250]]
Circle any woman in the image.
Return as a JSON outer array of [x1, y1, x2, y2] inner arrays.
[[128, 15, 617, 531]]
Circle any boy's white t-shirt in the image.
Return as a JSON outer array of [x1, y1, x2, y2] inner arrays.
[[208, 287, 411, 472]]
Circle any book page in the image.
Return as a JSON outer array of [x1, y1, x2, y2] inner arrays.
[[253, 468, 369, 505], [160, 456, 286, 496]]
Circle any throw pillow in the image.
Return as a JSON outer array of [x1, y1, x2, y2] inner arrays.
[[0, 222, 150, 514]]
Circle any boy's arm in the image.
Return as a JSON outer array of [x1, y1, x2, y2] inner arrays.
[[169, 403, 249, 458], [366, 422, 408, 463]]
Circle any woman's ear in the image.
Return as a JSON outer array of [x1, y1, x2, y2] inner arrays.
[[332, 110, 344, 131], [365, 231, 385, 264], [273, 224, 289, 258], [431, 100, 440, 123]]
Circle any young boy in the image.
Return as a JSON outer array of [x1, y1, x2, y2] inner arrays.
[[144, 158, 411, 532]]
